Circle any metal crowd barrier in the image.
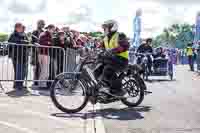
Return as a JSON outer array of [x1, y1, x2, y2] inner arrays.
[[0, 42, 80, 89]]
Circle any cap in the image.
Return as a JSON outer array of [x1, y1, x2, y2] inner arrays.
[[45, 24, 55, 29]]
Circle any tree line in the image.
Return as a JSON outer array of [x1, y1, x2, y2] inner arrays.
[[152, 24, 194, 49], [0, 33, 8, 42]]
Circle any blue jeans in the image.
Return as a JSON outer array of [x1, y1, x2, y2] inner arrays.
[[12, 61, 27, 89]]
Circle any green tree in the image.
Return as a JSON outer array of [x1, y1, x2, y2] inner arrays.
[[0, 33, 8, 42], [89, 32, 103, 37], [153, 24, 194, 49]]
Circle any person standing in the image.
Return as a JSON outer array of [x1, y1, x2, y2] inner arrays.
[[62, 27, 75, 49], [8, 23, 29, 91], [38, 24, 55, 89], [186, 43, 194, 71], [32, 20, 45, 44], [180, 49, 184, 65], [31, 20, 45, 86]]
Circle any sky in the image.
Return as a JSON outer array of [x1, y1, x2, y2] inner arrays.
[[0, 0, 200, 37]]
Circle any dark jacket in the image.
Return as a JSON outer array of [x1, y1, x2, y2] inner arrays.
[[39, 31, 53, 55], [65, 32, 74, 49], [53, 37, 68, 49], [137, 44, 153, 53], [49, 37, 68, 59], [113, 32, 129, 54], [32, 29, 44, 44], [31, 29, 44, 65], [8, 31, 29, 63]]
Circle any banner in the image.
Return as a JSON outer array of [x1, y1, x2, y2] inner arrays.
[[132, 9, 142, 47]]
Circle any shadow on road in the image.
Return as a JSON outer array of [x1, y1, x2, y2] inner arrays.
[[51, 106, 152, 121], [5, 89, 51, 98], [51, 113, 87, 119], [6, 89, 31, 98], [92, 106, 152, 121], [146, 79, 177, 83]]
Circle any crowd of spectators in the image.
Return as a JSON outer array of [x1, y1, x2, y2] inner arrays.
[[7, 20, 102, 91]]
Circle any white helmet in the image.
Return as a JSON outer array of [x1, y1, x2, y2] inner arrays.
[[102, 20, 118, 33]]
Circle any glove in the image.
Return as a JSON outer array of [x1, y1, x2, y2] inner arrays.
[[104, 49, 114, 57]]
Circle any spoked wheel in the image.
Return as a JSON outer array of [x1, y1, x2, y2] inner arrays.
[[121, 75, 145, 107], [50, 77, 89, 114]]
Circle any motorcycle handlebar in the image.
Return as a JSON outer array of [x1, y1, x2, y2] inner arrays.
[[136, 52, 152, 56]]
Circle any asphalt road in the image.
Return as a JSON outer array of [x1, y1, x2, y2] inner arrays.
[[99, 65, 200, 133], [0, 64, 200, 133]]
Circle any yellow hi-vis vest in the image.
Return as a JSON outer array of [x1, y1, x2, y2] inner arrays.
[[104, 33, 128, 59], [186, 47, 193, 56]]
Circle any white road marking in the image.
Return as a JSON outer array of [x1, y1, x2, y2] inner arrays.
[[94, 103, 106, 133], [0, 120, 38, 133], [85, 103, 95, 133], [0, 103, 84, 128]]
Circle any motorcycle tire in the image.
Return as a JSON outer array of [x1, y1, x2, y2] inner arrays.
[[121, 74, 145, 107], [50, 76, 89, 114]]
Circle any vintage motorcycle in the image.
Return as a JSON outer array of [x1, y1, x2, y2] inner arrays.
[[50, 49, 150, 113]]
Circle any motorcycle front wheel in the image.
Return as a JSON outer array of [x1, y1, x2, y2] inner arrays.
[[50, 76, 89, 114], [121, 75, 145, 107]]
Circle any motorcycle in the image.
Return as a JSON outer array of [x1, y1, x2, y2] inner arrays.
[[136, 52, 152, 80], [50, 49, 150, 113], [136, 52, 174, 81]]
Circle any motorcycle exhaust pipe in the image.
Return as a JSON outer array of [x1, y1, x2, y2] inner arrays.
[[144, 90, 152, 95]]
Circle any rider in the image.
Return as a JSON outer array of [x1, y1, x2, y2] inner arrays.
[[96, 20, 129, 97], [137, 38, 153, 73]]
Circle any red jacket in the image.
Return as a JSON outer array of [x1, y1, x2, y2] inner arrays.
[[39, 31, 53, 55]]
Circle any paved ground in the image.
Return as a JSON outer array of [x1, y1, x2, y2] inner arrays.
[[98, 65, 200, 133], [0, 91, 96, 133], [0, 65, 200, 133]]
